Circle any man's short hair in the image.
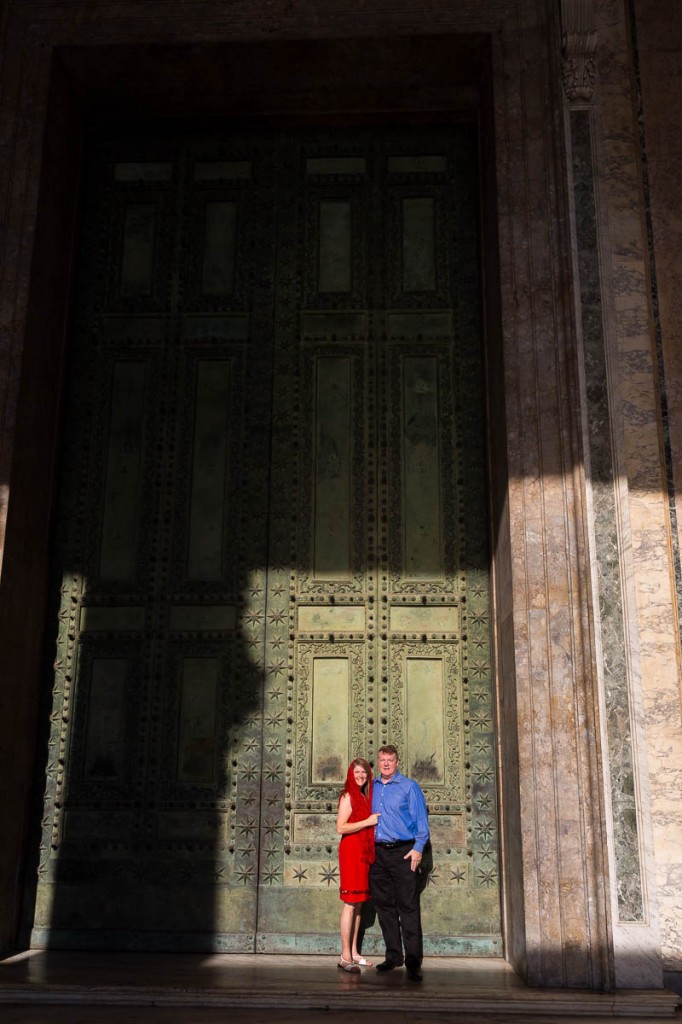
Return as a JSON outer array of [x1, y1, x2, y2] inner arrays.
[[378, 744, 399, 758]]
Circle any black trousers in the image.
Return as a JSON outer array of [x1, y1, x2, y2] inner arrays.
[[369, 842, 423, 966]]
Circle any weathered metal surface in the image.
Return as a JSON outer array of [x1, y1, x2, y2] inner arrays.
[[401, 197, 437, 291], [99, 361, 147, 579], [200, 203, 236, 295], [314, 356, 352, 578], [187, 359, 232, 579], [31, 128, 500, 956], [119, 205, 157, 296]]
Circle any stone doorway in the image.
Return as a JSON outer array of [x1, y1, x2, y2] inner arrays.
[[1, 13, 623, 989]]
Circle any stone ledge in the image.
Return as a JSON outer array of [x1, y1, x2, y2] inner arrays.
[[0, 983, 678, 1017]]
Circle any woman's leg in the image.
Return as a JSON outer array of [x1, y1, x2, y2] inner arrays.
[[350, 904, 371, 963], [340, 901, 355, 962]]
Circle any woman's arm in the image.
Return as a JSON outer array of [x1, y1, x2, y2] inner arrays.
[[336, 793, 380, 835]]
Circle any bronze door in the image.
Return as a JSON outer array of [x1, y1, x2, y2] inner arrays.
[[31, 129, 501, 955]]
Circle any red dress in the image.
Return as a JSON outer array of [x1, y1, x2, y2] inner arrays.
[[338, 763, 375, 903]]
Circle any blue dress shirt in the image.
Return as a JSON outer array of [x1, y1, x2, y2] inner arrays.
[[372, 771, 430, 853]]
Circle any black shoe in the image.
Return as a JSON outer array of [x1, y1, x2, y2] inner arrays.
[[375, 959, 403, 972], [405, 961, 423, 982]]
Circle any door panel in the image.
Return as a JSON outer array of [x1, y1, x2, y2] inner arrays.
[[31, 128, 501, 955], [256, 132, 500, 953], [32, 139, 275, 950]]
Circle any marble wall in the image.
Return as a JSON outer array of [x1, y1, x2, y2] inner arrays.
[[0, 0, 680, 996]]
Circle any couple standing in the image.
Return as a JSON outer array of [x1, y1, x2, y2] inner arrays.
[[336, 745, 429, 982]]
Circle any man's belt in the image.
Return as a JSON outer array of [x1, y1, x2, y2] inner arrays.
[[375, 839, 414, 848]]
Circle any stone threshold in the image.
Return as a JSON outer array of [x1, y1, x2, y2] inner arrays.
[[0, 952, 679, 1018]]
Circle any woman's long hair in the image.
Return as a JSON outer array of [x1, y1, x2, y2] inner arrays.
[[340, 757, 373, 814]]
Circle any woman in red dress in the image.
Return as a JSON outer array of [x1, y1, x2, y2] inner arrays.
[[336, 757, 380, 972]]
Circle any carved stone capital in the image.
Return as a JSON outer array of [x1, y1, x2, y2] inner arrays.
[[560, 0, 598, 103]]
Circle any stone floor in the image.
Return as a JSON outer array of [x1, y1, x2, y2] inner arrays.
[[0, 951, 679, 1022]]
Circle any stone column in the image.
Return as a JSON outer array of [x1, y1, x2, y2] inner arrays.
[[491, 0, 614, 989], [559, 0, 664, 988]]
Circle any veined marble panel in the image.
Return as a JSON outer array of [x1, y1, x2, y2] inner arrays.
[[598, 0, 682, 979], [571, 107, 644, 922]]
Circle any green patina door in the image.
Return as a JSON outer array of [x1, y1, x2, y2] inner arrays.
[[31, 128, 501, 955]]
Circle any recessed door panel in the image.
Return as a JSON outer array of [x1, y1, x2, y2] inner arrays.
[[313, 356, 353, 580], [401, 355, 442, 579], [99, 361, 148, 581], [186, 359, 233, 581]]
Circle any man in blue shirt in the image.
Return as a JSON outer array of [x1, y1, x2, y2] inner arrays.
[[370, 744, 429, 982]]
